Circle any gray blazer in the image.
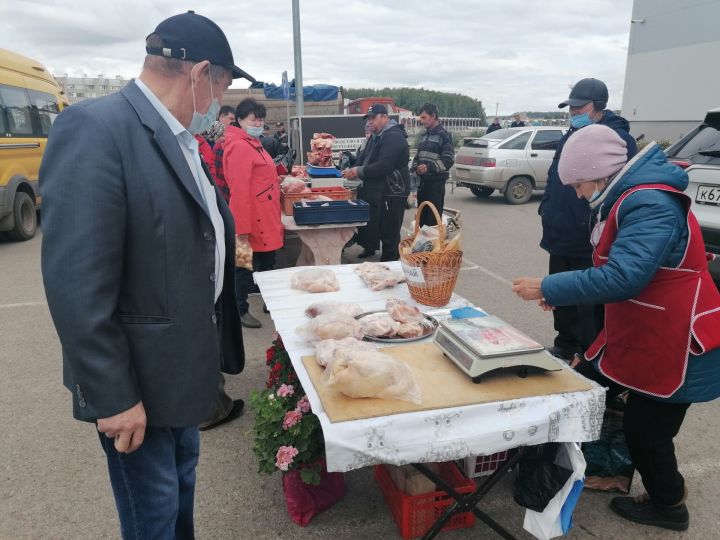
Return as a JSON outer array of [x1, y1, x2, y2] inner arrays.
[[40, 81, 244, 427]]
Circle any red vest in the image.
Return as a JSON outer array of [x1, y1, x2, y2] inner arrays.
[[585, 184, 720, 398]]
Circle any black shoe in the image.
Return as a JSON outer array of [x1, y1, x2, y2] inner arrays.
[[263, 303, 269, 314], [610, 496, 689, 531], [240, 313, 262, 328], [547, 345, 576, 360], [358, 248, 376, 259], [199, 399, 244, 431]]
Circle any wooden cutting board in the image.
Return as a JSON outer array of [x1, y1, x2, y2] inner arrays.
[[302, 342, 593, 423]]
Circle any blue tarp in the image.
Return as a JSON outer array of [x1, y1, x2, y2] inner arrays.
[[250, 80, 339, 101]]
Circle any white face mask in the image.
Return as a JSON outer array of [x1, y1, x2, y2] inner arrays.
[[590, 220, 606, 248], [188, 71, 220, 135]]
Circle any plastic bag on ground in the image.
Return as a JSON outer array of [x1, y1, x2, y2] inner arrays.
[[522, 442, 586, 540], [282, 459, 345, 526], [325, 348, 422, 404], [291, 268, 340, 293]]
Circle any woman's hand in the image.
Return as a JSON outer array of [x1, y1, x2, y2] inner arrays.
[[538, 299, 555, 311], [512, 277, 544, 301]]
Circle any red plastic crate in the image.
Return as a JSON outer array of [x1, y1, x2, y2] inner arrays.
[[374, 463, 476, 539], [460, 449, 516, 478], [281, 186, 352, 215]]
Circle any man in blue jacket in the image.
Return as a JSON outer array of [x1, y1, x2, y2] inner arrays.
[[539, 78, 637, 360]]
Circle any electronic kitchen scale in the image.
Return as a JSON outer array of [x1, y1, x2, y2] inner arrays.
[[432, 313, 562, 383]]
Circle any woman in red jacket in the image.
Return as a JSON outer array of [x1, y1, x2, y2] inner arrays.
[[222, 99, 283, 328]]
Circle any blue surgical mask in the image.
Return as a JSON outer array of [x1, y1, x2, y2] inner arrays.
[[245, 125, 264, 139], [569, 112, 593, 129], [188, 72, 220, 135]]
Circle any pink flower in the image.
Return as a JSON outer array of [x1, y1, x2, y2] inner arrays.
[[282, 409, 303, 430], [275, 445, 299, 471], [277, 384, 295, 398], [296, 395, 311, 414]]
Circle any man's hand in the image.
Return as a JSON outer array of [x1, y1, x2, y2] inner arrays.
[[511, 277, 544, 301], [97, 401, 147, 454], [342, 167, 358, 180], [416, 164, 428, 175]]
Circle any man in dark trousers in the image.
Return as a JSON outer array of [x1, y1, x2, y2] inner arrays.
[[410, 103, 455, 226], [39, 12, 251, 538], [343, 104, 410, 261], [539, 77, 637, 360]]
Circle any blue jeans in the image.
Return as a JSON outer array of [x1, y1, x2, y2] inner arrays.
[[98, 426, 200, 540]]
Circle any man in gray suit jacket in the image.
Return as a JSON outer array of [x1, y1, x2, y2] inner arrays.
[[39, 12, 253, 539]]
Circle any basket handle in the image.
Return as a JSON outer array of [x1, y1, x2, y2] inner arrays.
[[413, 201, 446, 243]]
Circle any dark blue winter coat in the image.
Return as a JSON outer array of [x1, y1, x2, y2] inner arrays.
[[542, 143, 720, 403], [539, 111, 638, 258]]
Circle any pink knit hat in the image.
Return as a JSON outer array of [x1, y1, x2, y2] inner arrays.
[[558, 124, 628, 185]]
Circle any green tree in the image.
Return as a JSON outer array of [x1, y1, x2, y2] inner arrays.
[[343, 87, 486, 123]]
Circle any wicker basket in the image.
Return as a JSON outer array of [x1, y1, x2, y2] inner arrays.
[[399, 201, 463, 307]]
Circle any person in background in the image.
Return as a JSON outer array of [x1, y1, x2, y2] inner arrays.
[[486, 116, 502, 134], [342, 104, 410, 261], [39, 11, 249, 538], [275, 121, 289, 153], [514, 124, 720, 532], [510, 113, 525, 127], [410, 102, 454, 225], [218, 104, 235, 126], [223, 98, 283, 329], [260, 123, 280, 158], [539, 77, 637, 360]]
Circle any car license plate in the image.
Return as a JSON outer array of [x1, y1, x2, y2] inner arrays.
[[696, 185, 720, 206], [456, 168, 470, 179]]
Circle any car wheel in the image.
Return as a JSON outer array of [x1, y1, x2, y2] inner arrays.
[[504, 176, 533, 204], [470, 186, 494, 198], [7, 192, 37, 241]]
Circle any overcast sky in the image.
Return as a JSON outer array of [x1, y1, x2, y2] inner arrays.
[[0, 0, 634, 115]]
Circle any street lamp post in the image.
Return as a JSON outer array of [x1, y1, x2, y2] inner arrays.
[[292, 0, 304, 116]]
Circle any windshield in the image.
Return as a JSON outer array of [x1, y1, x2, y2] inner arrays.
[[665, 124, 720, 165], [482, 128, 520, 141]]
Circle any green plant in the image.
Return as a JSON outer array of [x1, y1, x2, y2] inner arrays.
[[250, 336, 326, 485]]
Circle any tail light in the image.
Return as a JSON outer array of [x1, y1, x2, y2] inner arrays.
[[456, 156, 496, 167], [670, 159, 692, 169]]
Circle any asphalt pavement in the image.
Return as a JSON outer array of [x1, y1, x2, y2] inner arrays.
[[1, 187, 717, 539]]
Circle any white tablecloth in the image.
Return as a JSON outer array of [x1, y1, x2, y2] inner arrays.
[[255, 262, 606, 473]]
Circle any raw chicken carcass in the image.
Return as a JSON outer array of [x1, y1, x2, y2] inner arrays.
[[281, 177, 310, 194], [359, 312, 401, 338], [297, 313, 363, 342], [290, 268, 340, 293], [386, 298, 423, 323], [305, 301, 363, 319], [354, 262, 406, 291], [314, 337, 376, 367], [325, 349, 422, 404], [396, 321, 427, 339]]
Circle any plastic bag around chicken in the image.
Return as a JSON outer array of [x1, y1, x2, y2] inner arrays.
[[359, 312, 400, 338], [354, 262, 406, 291], [291, 268, 340, 293], [281, 176, 311, 194], [324, 348, 422, 404], [305, 301, 363, 319], [314, 337, 376, 367], [522, 442, 586, 540], [297, 312, 364, 343]]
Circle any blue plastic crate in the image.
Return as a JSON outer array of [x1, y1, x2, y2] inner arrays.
[[292, 200, 369, 225]]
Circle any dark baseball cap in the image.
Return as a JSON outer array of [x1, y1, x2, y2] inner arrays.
[[363, 104, 388, 118], [146, 11, 255, 82], [558, 78, 609, 108]]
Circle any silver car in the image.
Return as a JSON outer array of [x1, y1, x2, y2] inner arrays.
[[453, 126, 567, 204]]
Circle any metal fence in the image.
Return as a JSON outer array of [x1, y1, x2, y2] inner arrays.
[[402, 117, 487, 136]]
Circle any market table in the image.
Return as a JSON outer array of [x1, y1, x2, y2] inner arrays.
[[255, 262, 606, 538], [281, 213, 366, 266]]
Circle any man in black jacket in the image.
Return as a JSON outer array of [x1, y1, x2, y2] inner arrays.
[[410, 103, 455, 226], [539, 77, 637, 360], [486, 117, 502, 134], [510, 113, 525, 127], [40, 12, 250, 538], [343, 104, 410, 261]]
